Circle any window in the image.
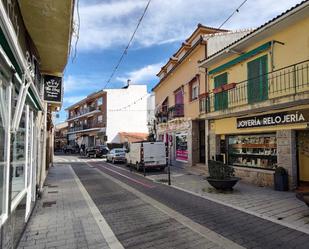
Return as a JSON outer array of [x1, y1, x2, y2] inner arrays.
[[97, 97, 103, 106], [214, 72, 228, 111], [191, 81, 199, 100], [247, 55, 268, 104], [228, 134, 277, 169], [97, 115, 103, 123], [11, 106, 26, 200]]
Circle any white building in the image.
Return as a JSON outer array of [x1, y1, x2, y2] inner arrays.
[[105, 84, 148, 144]]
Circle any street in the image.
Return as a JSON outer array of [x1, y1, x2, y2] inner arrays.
[[18, 155, 309, 249]]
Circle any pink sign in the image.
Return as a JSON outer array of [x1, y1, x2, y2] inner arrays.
[[176, 150, 188, 161]]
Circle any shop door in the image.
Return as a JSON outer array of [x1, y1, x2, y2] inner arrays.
[[247, 55, 268, 104], [298, 131, 309, 182], [214, 73, 228, 111]]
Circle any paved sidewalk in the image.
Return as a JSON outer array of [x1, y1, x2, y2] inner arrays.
[[18, 164, 110, 249], [147, 166, 309, 234]]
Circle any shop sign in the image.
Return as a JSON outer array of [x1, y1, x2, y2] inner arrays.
[[44, 75, 62, 103], [237, 110, 309, 129]]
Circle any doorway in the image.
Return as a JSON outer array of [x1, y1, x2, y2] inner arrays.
[[298, 130, 309, 186], [199, 120, 205, 163]]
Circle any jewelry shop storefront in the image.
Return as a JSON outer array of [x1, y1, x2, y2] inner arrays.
[[209, 107, 309, 189]]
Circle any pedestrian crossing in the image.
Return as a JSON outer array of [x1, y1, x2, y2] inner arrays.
[[54, 155, 106, 163]]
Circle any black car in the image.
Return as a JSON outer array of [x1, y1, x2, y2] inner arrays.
[[86, 145, 109, 158]]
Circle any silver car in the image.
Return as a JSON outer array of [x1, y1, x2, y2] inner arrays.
[[106, 148, 126, 164]]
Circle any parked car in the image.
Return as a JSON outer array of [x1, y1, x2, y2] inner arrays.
[[86, 145, 109, 158], [106, 148, 126, 163], [126, 142, 166, 171], [63, 145, 74, 154]]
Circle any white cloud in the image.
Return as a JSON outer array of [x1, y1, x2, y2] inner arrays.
[[76, 0, 302, 51], [63, 74, 104, 92], [116, 62, 163, 84]]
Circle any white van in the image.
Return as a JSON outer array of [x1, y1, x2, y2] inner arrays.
[[126, 142, 166, 171]]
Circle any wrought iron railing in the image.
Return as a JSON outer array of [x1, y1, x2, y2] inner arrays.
[[200, 60, 309, 113], [68, 122, 105, 132], [168, 104, 184, 119]]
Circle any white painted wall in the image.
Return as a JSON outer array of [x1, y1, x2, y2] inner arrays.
[[106, 85, 148, 143], [205, 30, 252, 57]]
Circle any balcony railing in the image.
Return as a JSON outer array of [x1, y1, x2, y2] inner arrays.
[[68, 122, 105, 132], [168, 104, 184, 119], [200, 60, 309, 113], [69, 106, 99, 119]]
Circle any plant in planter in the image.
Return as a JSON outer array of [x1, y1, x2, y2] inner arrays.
[[206, 160, 240, 191]]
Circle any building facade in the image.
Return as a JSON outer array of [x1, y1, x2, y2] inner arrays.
[[54, 122, 68, 151], [105, 84, 148, 144], [66, 84, 148, 148], [199, 1, 309, 189], [153, 24, 249, 168], [66, 91, 107, 148], [0, 1, 74, 248]]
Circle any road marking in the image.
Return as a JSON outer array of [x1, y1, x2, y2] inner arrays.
[[94, 163, 155, 189], [69, 165, 124, 249], [90, 162, 245, 249]]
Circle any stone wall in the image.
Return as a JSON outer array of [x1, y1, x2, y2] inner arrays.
[[234, 167, 274, 187], [276, 130, 297, 190]]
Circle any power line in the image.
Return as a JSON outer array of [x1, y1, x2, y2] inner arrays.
[[217, 0, 248, 30], [109, 93, 149, 112], [103, 0, 152, 89]]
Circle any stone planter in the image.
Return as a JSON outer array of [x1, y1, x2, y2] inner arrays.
[[296, 193, 309, 207], [206, 177, 240, 191]]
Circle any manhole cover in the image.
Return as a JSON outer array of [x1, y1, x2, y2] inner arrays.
[[42, 201, 56, 208]]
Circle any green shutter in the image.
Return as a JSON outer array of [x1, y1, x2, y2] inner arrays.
[[214, 72, 228, 111], [247, 55, 268, 104]]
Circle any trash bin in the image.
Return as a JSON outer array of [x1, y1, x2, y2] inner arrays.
[[274, 167, 288, 191]]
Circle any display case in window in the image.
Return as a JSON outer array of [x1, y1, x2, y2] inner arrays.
[[228, 134, 277, 169]]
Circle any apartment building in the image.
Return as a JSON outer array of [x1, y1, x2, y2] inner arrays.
[[66, 84, 148, 147], [153, 24, 249, 167], [199, 1, 309, 189], [0, 0, 74, 248], [66, 91, 107, 147], [54, 122, 68, 151]]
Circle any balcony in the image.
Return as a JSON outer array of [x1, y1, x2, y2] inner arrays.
[[168, 104, 184, 119], [155, 105, 169, 123], [68, 122, 105, 133], [68, 106, 100, 120], [200, 60, 309, 115]]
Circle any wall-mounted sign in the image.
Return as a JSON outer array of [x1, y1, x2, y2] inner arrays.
[[237, 110, 309, 129], [44, 75, 62, 103]]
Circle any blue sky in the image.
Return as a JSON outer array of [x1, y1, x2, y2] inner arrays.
[[56, 0, 303, 123]]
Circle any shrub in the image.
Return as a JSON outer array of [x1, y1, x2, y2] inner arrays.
[[208, 160, 235, 180]]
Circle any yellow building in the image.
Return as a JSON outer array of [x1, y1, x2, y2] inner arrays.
[[153, 24, 249, 167], [199, 1, 309, 189]]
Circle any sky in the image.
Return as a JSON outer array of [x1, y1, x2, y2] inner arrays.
[[56, 0, 303, 123]]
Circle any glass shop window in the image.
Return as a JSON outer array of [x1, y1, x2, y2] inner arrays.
[[11, 106, 26, 199], [228, 134, 277, 170]]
